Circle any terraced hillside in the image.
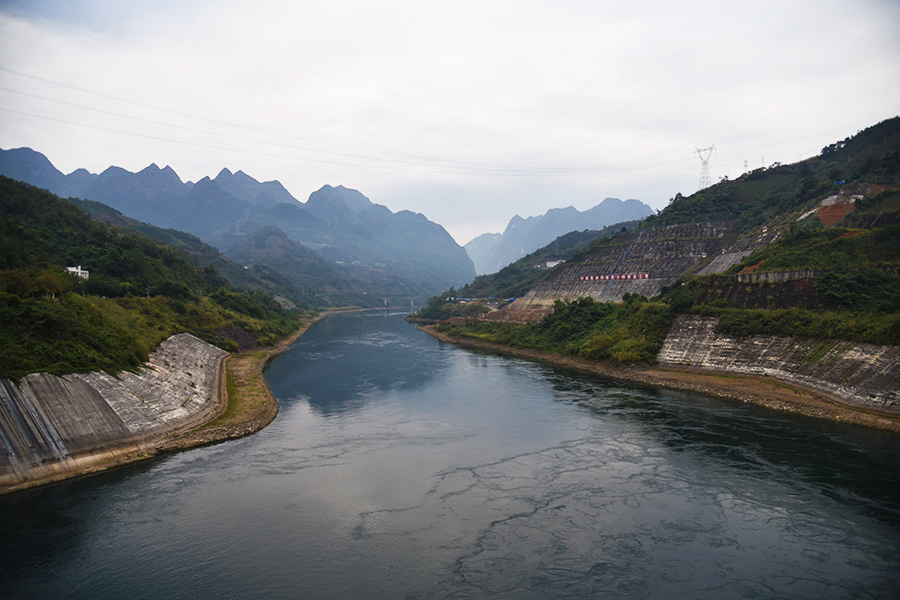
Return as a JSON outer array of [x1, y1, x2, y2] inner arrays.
[[512, 222, 733, 311], [425, 117, 899, 384]]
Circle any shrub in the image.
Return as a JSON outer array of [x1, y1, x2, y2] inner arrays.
[[442, 297, 674, 366]]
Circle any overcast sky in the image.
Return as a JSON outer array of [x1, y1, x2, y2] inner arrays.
[[1, 0, 898, 244]]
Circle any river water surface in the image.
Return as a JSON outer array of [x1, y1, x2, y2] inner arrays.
[[2, 311, 900, 599]]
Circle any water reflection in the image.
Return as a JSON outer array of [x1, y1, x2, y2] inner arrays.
[[265, 311, 446, 416], [1, 312, 899, 599], [0, 456, 163, 593], [540, 363, 900, 527]]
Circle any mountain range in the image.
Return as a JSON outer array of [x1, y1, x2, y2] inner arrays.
[[0, 148, 475, 299], [465, 198, 653, 275]]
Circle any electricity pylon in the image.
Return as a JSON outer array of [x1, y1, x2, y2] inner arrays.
[[694, 144, 716, 190]]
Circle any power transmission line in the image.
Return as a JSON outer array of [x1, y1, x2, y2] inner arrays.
[[0, 66, 702, 186], [0, 66, 638, 174]]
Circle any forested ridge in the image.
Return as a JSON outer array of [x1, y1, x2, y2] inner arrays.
[[0, 176, 305, 379]]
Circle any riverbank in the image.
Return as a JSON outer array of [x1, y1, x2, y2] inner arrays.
[[156, 311, 328, 451], [421, 325, 900, 434], [0, 313, 326, 495]]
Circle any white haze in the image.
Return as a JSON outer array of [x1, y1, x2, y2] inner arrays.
[[1, 0, 898, 244]]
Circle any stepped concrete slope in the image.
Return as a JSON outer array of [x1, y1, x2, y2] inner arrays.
[[0, 333, 228, 490], [512, 222, 730, 312], [659, 315, 900, 413], [466, 198, 653, 275]]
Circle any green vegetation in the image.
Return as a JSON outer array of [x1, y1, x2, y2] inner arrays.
[[200, 347, 279, 430], [459, 260, 547, 301], [425, 117, 900, 361], [632, 120, 900, 348], [708, 307, 900, 346], [643, 117, 900, 234], [0, 176, 305, 379], [416, 221, 644, 320], [655, 196, 900, 345], [70, 198, 318, 309], [458, 222, 641, 299], [416, 290, 493, 320], [844, 190, 900, 229], [741, 224, 900, 274], [436, 296, 673, 365]]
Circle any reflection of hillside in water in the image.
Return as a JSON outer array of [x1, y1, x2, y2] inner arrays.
[[265, 311, 449, 416], [4, 312, 900, 599], [0, 456, 159, 583], [539, 365, 900, 526]]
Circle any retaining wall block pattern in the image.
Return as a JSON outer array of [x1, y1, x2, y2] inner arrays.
[[526, 222, 732, 303], [0, 333, 229, 481], [658, 315, 900, 412]]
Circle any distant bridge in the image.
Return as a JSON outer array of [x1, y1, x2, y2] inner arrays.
[[379, 296, 429, 310]]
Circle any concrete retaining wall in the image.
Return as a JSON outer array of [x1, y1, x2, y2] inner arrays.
[[0, 333, 228, 488], [697, 251, 753, 275], [658, 315, 900, 413], [735, 270, 821, 284], [525, 222, 731, 303]]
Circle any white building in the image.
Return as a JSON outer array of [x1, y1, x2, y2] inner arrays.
[[66, 265, 89, 280]]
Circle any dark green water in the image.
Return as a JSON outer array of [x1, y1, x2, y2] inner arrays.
[[2, 311, 899, 599]]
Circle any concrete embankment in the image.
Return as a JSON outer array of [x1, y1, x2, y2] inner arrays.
[[0, 314, 327, 494], [522, 222, 733, 304], [421, 324, 900, 433], [657, 315, 900, 414], [0, 333, 229, 492]]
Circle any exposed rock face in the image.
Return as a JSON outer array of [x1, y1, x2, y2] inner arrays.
[[658, 315, 900, 413], [0, 334, 228, 488]]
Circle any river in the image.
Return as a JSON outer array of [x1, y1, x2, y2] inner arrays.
[[2, 311, 899, 599]]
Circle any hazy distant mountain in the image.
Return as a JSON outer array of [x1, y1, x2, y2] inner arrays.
[[164, 176, 250, 240], [305, 183, 378, 215], [68, 197, 316, 308], [82, 164, 191, 225], [213, 168, 295, 208], [225, 225, 375, 305], [0, 147, 81, 197], [0, 148, 476, 296], [465, 198, 654, 274], [274, 185, 475, 294], [464, 232, 502, 273]]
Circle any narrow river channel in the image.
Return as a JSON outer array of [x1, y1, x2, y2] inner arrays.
[[2, 311, 899, 599]]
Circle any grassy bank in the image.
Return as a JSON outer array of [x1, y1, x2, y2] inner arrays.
[[193, 313, 325, 438], [196, 350, 279, 433], [435, 296, 674, 365]]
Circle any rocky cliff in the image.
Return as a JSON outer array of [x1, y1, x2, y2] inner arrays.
[[0, 333, 228, 491]]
